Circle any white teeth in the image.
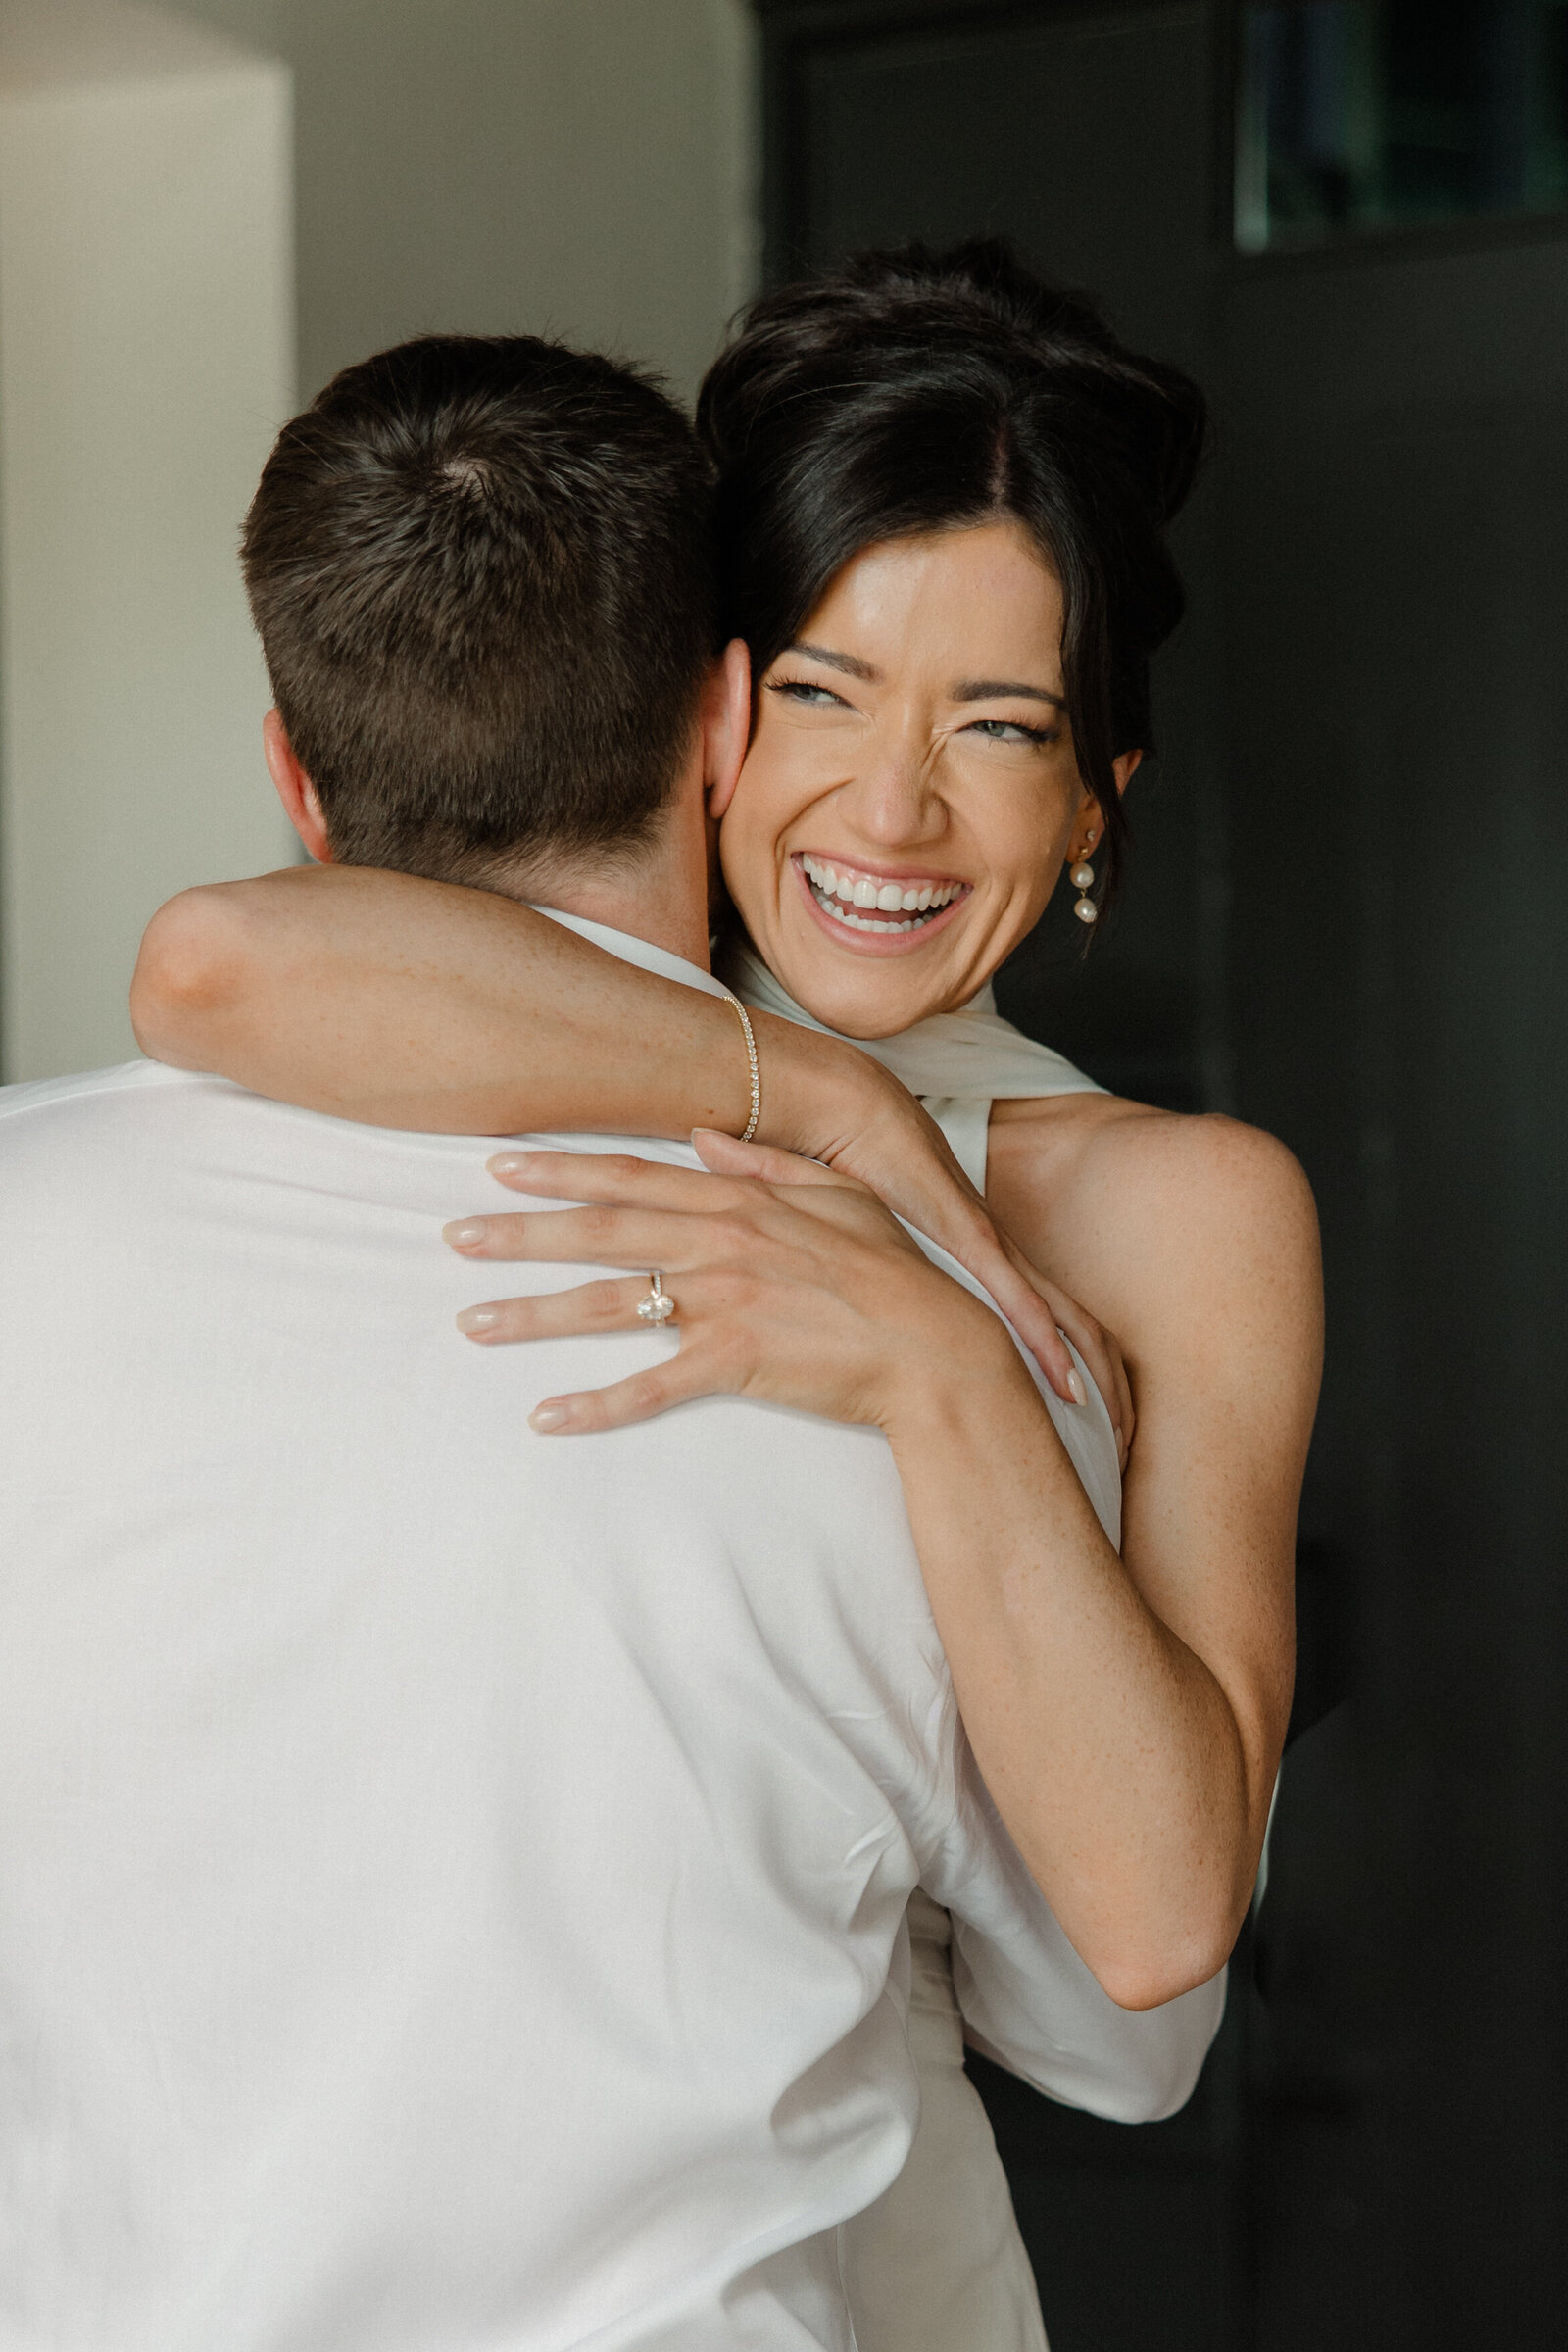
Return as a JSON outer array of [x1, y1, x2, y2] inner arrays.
[[819, 898, 922, 935], [799, 857, 966, 934]]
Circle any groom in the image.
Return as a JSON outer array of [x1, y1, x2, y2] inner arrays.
[[0, 335, 1215, 2347]]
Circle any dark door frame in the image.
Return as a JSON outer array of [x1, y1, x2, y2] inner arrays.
[[753, 0, 1228, 280], [756, 0, 1568, 288]]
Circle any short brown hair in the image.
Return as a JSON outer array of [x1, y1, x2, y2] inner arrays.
[[242, 335, 717, 880]]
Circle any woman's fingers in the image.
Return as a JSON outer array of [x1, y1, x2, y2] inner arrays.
[[528, 1348, 725, 1436], [819, 1098, 1087, 1404], [956, 1230, 1082, 1402], [696, 1124, 1094, 1423], [485, 1147, 754, 1210], [453, 1145, 1133, 1463], [455, 1276, 657, 1344], [485, 1145, 858, 1211], [1112, 1357, 1136, 1467], [689, 1127, 858, 1191], [1003, 1242, 1135, 1468], [450, 1149, 897, 1272], [444, 1202, 717, 1269], [1055, 1302, 1134, 1471], [1092, 1326, 1135, 1469]]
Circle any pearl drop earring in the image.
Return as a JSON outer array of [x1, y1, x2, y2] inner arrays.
[[1070, 831, 1099, 925]]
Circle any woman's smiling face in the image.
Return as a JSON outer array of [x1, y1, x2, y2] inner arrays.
[[716, 518, 1122, 1040]]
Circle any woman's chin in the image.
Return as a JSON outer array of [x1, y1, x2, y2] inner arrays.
[[765, 906, 985, 1040]]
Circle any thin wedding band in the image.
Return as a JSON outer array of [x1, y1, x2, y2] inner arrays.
[[723, 995, 760, 1146], [637, 1270, 675, 1325]]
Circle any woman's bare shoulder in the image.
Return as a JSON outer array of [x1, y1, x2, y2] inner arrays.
[[989, 1093, 1320, 1336], [995, 1088, 1309, 1206]]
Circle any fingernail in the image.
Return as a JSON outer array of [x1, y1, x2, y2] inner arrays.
[[529, 1400, 571, 1433], [488, 1152, 533, 1178], [456, 1304, 500, 1335], [1066, 1369, 1088, 1408], [444, 1219, 487, 1249]]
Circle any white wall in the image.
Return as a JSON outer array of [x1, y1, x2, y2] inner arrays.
[[176, 0, 759, 403], [0, 2, 295, 1079], [0, 0, 757, 1080]]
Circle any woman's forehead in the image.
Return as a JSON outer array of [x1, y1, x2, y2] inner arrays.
[[799, 521, 1064, 676]]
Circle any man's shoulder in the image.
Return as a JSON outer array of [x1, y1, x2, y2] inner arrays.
[[0, 1057, 200, 1126], [0, 1062, 257, 1219], [0, 1064, 704, 1173]]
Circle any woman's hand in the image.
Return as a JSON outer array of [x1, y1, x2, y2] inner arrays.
[[995, 1233, 1134, 1472], [775, 1078, 1132, 1466], [444, 1141, 1028, 1439]]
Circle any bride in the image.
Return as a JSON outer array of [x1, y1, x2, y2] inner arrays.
[[133, 242, 1321, 2348]]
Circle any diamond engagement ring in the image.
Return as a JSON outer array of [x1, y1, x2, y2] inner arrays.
[[637, 1271, 675, 1325]]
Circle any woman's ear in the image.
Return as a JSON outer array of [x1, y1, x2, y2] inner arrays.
[[263, 709, 334, 863], [1073, 753, 1142, 852], [704, 638, 752, 823]]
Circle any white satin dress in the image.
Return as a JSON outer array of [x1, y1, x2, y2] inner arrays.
[[724, 946, 1125, 2352]]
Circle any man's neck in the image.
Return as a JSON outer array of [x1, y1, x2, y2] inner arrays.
[[478, 813, 712, 972], [515, 874, 710, 971]]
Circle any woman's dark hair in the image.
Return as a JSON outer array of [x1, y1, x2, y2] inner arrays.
[[696, 239, 1207, 915]]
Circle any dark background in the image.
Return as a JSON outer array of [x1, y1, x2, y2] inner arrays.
[[756, 4, 1568, 2346]]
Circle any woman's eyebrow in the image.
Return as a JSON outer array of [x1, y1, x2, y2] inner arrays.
[[787, 640, 880, 681], [953, 677, 1067, 709]]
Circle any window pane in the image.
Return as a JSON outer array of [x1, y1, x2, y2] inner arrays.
[[1236, 1, 1568, 250]]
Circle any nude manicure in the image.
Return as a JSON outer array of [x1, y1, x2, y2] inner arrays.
[[1066, 1369, 1088, 1409], [529, 1401, 570, 1432], [456, 1304, 499, 1335], [444, 1220, 487, 1249]]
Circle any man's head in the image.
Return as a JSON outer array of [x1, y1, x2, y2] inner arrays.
[[242, 334, 728, 895]]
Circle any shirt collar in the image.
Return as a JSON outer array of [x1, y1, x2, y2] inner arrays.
[[530, 905, 730, 1003]]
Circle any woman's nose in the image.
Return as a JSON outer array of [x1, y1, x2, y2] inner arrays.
[[835, 744, 944, 849]]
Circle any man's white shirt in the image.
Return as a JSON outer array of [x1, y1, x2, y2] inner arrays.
[[0, 916, 1223, 2351]]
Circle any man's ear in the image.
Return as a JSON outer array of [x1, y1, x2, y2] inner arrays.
[[263, 709, 334, 863], [703, 639, 752, 823]]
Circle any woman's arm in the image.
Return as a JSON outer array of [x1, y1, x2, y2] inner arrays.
[[985, 1106, 1321, 1997], [131, 865, 1124, 1428], [133, 866, 775, 1139], [442, 1124, 1320, 2009]]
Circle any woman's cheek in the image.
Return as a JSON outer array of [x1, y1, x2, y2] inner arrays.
[[715, 793, 779, 939], [720, 749, 808, 901]]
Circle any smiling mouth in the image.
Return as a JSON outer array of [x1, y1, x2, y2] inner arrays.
[[795, 853, 970, 937]]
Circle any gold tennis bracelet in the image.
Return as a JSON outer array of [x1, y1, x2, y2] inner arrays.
[[722, 995, 760, 1144]]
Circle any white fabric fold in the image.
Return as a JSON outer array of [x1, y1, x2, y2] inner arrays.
[[720, 939, 1102, 1190], [720, 939, 1103, 1104]]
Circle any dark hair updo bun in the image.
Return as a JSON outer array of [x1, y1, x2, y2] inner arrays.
[[696, 238, 1208, 915]]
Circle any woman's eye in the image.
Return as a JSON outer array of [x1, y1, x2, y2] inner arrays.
[[767, 678, 849, 710], [965, 718, 1057, 747]]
